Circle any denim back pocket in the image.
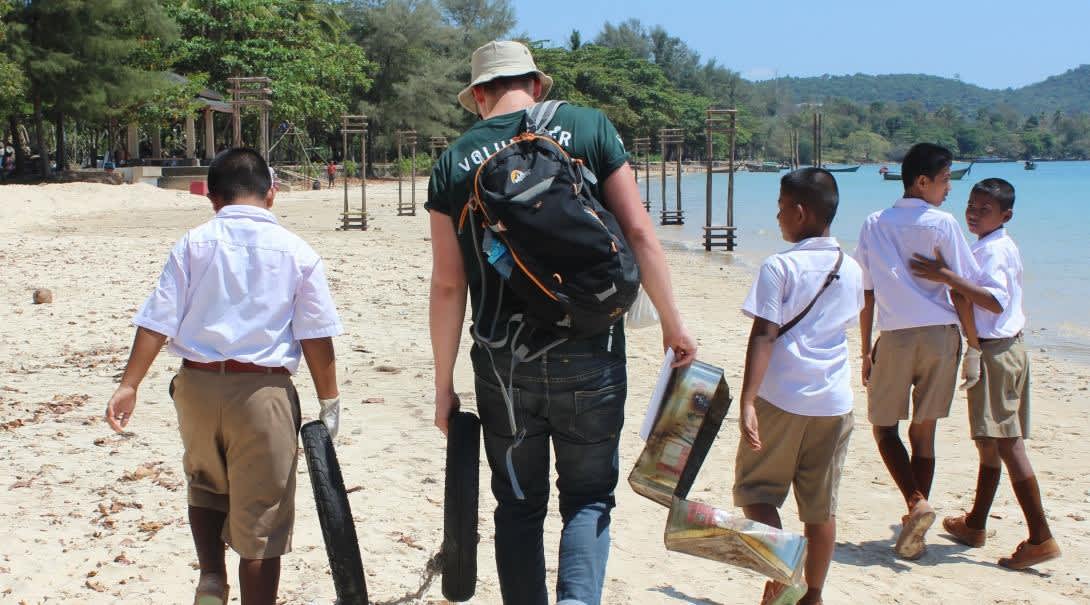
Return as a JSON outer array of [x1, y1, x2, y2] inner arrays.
[[570, 382, 626, 443]]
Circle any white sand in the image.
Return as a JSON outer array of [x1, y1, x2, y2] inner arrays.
[[0, 181, 1087, 604]]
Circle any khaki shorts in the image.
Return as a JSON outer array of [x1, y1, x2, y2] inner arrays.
[[733, 398, 854, 524], [968, 336, 1031, 439], [170, 367, 301, 559], [868, 325, 962, 427]]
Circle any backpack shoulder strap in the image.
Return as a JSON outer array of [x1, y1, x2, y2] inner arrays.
[[777, 249, 844, 338], [525, 100, 567, 134]]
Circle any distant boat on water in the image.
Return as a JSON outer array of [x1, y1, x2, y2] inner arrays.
[[745, 161, 782, 173], [1025, 160, 1037, 170], [822, 164, 861, 173], [883, 162, 974, 181]]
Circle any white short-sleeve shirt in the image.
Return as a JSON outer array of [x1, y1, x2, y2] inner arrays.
[[742, 237, 865, 416], [133, 205, 342, 373], [972, 228, 1024, 338], [854, 197, 991, 332]]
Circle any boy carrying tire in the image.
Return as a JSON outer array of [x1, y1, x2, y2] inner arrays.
[[104, 148, 343, 605]]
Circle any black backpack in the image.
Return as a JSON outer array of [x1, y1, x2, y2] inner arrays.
[[458, 101, 641, 342]]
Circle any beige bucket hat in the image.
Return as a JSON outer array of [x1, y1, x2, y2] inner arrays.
[[458, 40, 554, 114]]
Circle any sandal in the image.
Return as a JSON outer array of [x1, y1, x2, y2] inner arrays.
[[194, 573, 229, 605]]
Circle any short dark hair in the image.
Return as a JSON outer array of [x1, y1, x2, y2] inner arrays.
[[971, 177, 1016, 211], [207, 148, 271, 203], [901, 143, 953, 189], [780, 167, 839, 225]]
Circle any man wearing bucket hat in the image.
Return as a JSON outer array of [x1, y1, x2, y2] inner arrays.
[[427, 40, 696, 605]]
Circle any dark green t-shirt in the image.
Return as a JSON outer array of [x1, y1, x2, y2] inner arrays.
[[425, 103, 630, 353]]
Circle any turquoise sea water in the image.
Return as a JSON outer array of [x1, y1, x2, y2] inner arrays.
[[645, 161, 1090, 362]]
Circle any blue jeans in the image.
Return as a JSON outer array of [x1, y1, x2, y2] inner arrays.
[[471, 340, 627, 605]]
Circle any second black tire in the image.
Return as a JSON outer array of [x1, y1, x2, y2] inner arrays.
[[442, 411, 481, 602], [301, 420, 369, 605]]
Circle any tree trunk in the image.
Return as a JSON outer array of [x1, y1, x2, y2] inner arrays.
[[55, 111, 67, 172], [33, 97, 49, 177], [8, 115, 27, 175]]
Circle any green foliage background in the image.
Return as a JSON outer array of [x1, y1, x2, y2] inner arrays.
[[1, 2, 1088, 178]]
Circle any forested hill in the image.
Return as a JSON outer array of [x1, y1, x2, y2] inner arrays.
[[755, 65, 1090, 115]]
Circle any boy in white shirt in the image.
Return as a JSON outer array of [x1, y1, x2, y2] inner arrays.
[[854, 142, 990, 560], [103, 148, 343, 605], [735, 168, 864, 605], [910, 178, 1060, 569]]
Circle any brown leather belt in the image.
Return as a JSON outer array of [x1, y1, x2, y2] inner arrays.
[[979, 331, 1023, 344], [182, 359, 290, 375]]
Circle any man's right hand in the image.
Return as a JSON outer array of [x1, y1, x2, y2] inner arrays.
[[663, 322, 697, 368], [434, 390, 461, 436], [861, 354, 873, 387]]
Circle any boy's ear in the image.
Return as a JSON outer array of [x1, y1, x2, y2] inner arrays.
[[1002, 208, 1013, 223], [264, 186, 276, 209]]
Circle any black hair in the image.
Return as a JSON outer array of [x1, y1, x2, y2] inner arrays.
[[971, 177, 1016, 211], [207, 148, 271, 203], [780, 167, 839, 225], [901, 142, 953, 189]]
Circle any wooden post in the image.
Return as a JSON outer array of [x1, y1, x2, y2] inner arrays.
[[185, 115, 196, 159], [342, 126, 349, 217], [339, 115, 368, 230], [232, 107, 242, 147], [259, 109, 269, 159], [703, 109, 737, 251], [126, 123, 139, 161], [151, 126, 162, 159], [203, 109, 215, 160]]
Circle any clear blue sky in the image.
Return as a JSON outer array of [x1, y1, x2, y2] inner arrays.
[[510, 0, 1089, 89]]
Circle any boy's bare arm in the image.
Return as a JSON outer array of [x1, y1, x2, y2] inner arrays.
[[952, 292, 981, 350], [910, 249, 1002, 313], [739, 316, 779, 451], [300, 337, 339, 399], [105, 327, 168, 432], [859, 290, 876, 386]]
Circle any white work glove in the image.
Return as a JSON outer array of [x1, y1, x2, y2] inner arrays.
[[959, 347, 982, 391], [319, 397, 341, 439]]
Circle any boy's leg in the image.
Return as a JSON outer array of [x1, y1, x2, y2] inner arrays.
[[801, 519, 835, 605], [189, 506, 228, 576], [998, 437, 1051, 543], [219, 374, 302, 604], [907, 420, 936, 499], [238, 558, 280, 605], [944, 439, 999, 547], [965, 439, 1002, 530], [872, 424, 922, 506], [794, 411, 852, 604]]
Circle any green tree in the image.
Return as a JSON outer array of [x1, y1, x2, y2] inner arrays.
[[5, 0, 177, 174], [160, 0, 373, 129]]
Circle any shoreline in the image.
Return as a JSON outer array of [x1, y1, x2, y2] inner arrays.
[[0, 182, 1086, 604]]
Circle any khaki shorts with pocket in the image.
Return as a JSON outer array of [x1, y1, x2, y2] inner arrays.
[[170, 367, 301, 559], [733, 398, 854, 524], [867, 324, 962, 426], [968, 335, 1031, 439]]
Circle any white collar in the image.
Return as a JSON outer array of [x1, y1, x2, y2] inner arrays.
[[217, 204, 278, 224], [893, 197, 933, 209], [972, 227, 1007, 251], [788, 236, 840, 252]]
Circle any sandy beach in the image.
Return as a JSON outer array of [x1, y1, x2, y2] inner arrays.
[[1, 181, 1087, 604]]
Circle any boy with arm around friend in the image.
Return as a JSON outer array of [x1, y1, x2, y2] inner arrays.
[[910, 177, 1060, 569], [854, 142, 996, 560], [103, 148, 343, 605], [735, 168, 864, 605]]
